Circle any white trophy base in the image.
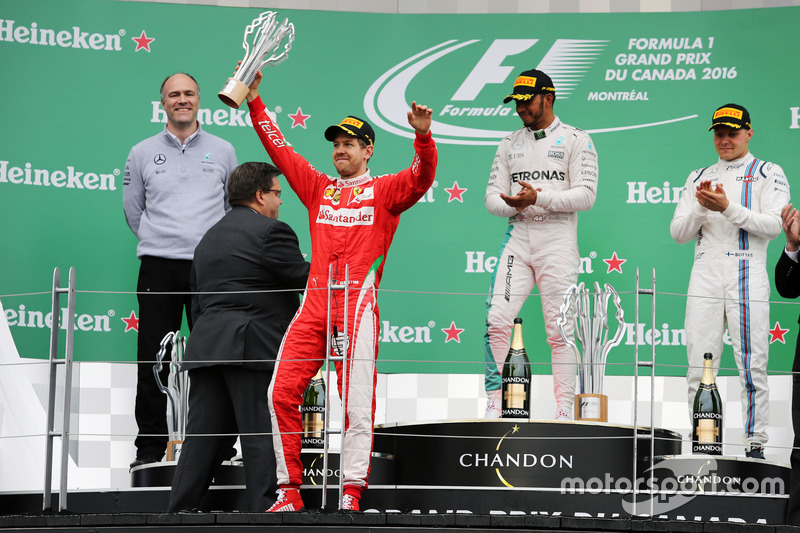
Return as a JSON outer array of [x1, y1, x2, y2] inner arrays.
[[575, 393, 608, 422], [218, 77, 250, 109]]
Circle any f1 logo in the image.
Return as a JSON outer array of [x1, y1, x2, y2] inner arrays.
[[452, 39, 539, 101]]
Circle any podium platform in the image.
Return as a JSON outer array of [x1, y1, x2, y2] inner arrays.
[[1, 420, 790, 528], [130, 460, 246, 488], [373, 419, 681, 488]]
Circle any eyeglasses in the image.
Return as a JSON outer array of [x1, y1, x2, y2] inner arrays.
[[263, 189, 281, 198]]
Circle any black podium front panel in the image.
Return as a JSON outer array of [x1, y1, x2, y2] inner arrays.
[[117, 419, 787, 522], [132, 452, 394, 488], [301, 451, 394, 486], [131, 460, 245, 488], [374, 420, 682, 489]]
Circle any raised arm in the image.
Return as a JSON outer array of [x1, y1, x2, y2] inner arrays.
[[407, 101, 432, 136]]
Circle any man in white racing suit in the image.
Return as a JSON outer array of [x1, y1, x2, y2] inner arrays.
[[670, 103, 790, 459], [484, 69, 598, 419]]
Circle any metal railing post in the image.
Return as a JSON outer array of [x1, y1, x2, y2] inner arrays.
[[43, 268, 61, 511], [338, 265, 349, 506], [42, 266, 76, 512], [321, 264, 349, 509], [631, 268, 656, 517]]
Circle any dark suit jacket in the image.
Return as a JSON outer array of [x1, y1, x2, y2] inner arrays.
[[183, 205, 310, 372], [776, 250, 800, 302], [776, 249, 800, 525]]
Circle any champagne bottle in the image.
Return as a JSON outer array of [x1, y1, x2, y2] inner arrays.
[[501, 318, 531, 419], [301, 368, 326, 449], [692, 352, 723, 455]]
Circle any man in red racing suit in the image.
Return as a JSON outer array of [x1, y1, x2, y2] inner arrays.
[[244, 72, 437, 512]]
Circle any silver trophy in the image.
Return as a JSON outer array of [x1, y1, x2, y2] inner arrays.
[[153, 330, 188, 461], [556, 282, 625, 421], [218, 11, 295, 108]]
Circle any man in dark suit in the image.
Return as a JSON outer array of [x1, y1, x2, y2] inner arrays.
[[168, 161, 310, 513], [776, 203, 800, 525]]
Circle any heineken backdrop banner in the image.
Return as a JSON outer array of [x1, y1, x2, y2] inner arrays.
[[1, 1, 799, 377]]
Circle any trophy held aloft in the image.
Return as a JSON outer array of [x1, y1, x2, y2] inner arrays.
[[219, 11, 294, 109], [557, 282, 625, 422]]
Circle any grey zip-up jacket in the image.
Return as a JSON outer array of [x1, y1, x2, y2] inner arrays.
[[123, 125, 237, 259]]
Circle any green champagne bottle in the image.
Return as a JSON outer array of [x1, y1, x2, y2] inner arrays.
[[692, 352, 723, 455], [301, 368, 326, 449], [501, 318, 531, 419]]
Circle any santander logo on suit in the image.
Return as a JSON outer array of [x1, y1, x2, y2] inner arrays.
[[317, 182, 377, 226]]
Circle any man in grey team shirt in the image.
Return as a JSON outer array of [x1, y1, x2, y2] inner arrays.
[[123, 72, 237, 469]]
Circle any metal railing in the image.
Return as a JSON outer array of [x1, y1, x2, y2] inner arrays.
[[631, 268, 657, 517], [27, 264, 793, 516], [321, 263, 350, 509], [43, 267, 76, 512]]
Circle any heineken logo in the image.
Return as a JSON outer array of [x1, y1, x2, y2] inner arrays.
[[0, 19, 122, 51], [0, 160, 118, 191], [5, 304, 112, 333]]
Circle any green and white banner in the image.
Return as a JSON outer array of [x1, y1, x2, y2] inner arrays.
[[1, 0, 799, 377]]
